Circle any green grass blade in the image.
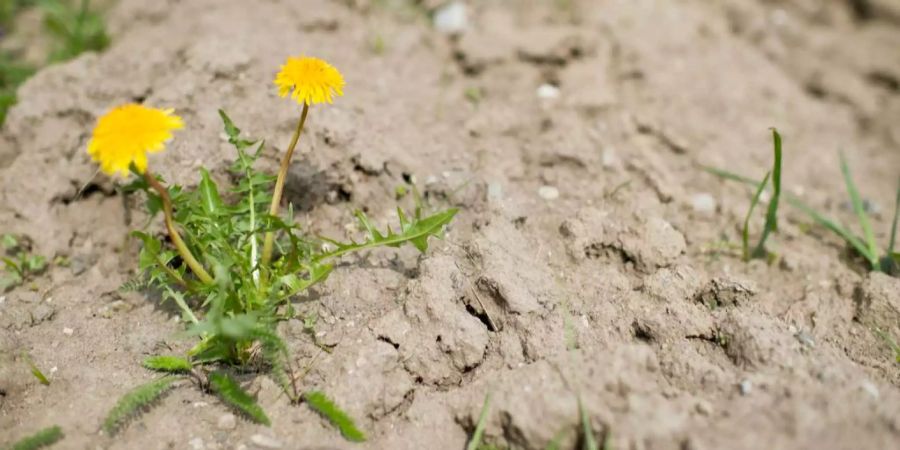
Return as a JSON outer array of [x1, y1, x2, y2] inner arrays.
[[786, 196, 876, 266], [104, 376, 179, 435], [579, 398, 598, 450], [303, 390, 366, 442], [840, 152, 879, 264], [886, 181, 900, 266], [8, 425, 63, 450], [22, 353, 50, 385], [743, 172, 771, 261], [753, 129, 783, 257], [466, 393, 492, 450], [701, 165, 758, 184], [209, 372, 271, 426], [142, 355, 192, 373]]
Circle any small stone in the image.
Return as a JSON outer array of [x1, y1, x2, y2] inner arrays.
[[16, 291, 40, 304], [62, 327, 74, 336], [691, 193, 716, 215], [192, 401, 209, 408], [250, 434, 282, 449], [433, 1, 467, 35], [794, 330, 815, 348], [738, 379, 752, 395], [860, 380, 879, 400], [536, 83, 560, 100], [695, 400, 713, 416], [487, 182, 503, 202], [31, 304, 55, 324], [601, 148, 619, 169], [217, 413, 237, 430], [189, 437, 205, 450], [538, 185, 559, 200]]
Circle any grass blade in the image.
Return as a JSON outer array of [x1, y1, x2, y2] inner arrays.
[[304, 390, 366, 442], [786, 196, 874, 264], [579, 397, 598, 450], [885, 182, 900, 274], [743, 172, 771, 261], [22, 352, 50, 385], [840, 152, 879, 266], [753, 129, 783, 257], [142, 355, 192, 373], [209, 372, 271, 426], [466, 393, 492, 450], [8, 425, 63, 450], [104, 376, 179, 435]]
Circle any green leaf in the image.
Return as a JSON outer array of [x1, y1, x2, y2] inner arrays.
[[304, 390, 366, 442], [840, 152, 879, 267], [104, 376, 180, 435], [753, 129, 782, 258], [142, 355, 192, 373], [8, 425, 63, 450], [22, 353, 50, 386], [317, 208, 457, 262], [199, 168, 225, 216], [742, 171, 771, 262], [209, 372, 271, 426], [276, 262, 333, 301], [466, 393, 491, 450], [886, 181, 899, 267], [579, 398, 598, 450]]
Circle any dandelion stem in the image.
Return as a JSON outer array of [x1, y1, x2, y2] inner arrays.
[[143, 170, 214, 285], [261, 103, 309, 271]]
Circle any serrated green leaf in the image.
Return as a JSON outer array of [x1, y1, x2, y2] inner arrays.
[[304, 390, 366, 442], [317, 208, 457, 262], [143, 355, 192, 373], [8, 425, 63, 450], [104, 376, 179, 435], [209, 372, 271, 426], [199, 168, 225, 216]]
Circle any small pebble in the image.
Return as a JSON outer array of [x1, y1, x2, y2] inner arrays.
[[217, 413, 237, 430], [691, 193, 716, 215], [738, 379, 752, 395], [860, 380, 879, 400], [487, 182, 503, 202], [601, 148, 619, 169], [62, 327, 74, 336], [538, 185, 559, 200], [250, 434, 283, 449], [536, 83, 560, 100], [695, 400, 713, 416], [794, 330, 815, 348], [433, 1, 467, 34], [189, 437, 205, 450], [192, 401, 209, 408]]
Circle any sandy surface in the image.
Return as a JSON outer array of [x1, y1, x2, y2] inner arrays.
[[2, 0, 900, 449]]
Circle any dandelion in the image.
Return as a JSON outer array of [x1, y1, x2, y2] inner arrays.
[[87, 104, 183, 178], [87, 103, 212, 285], [261, 56, 344, 273], [274, 56, 345, 106]]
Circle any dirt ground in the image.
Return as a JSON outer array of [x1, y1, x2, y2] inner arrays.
[[2, 0, 900, 449]]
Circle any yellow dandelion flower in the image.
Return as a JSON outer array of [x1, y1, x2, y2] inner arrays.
[[274, 56, 345, 106], [87, 104, 184, 177]]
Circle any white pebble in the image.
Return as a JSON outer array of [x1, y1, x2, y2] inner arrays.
[[860, 380, 879, 400], [601, 148, 619, 169], [536, 83, 560, 100], [433, 1, 468, 35], [62, 327, 74, 336], [739, 379, 752, 395], [217, 413, 237, 430], [691, 193, 716, 215], [538, 185, 560, 200], [189, 437, 205, 450], [250, 434, 283, 449]]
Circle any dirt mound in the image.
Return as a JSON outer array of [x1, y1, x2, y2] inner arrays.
[[2, 0, 899, 449]]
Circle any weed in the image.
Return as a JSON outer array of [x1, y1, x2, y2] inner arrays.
[[705, 131, 899, 275], [90, 57, 456, 440], [467, 393, 492, 450], [103, 376, 179, 435], [874, 329, 900, 364], [22, 352, 50, 385], [6, 425, 63, 450], [1, 234, 47, 291]]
